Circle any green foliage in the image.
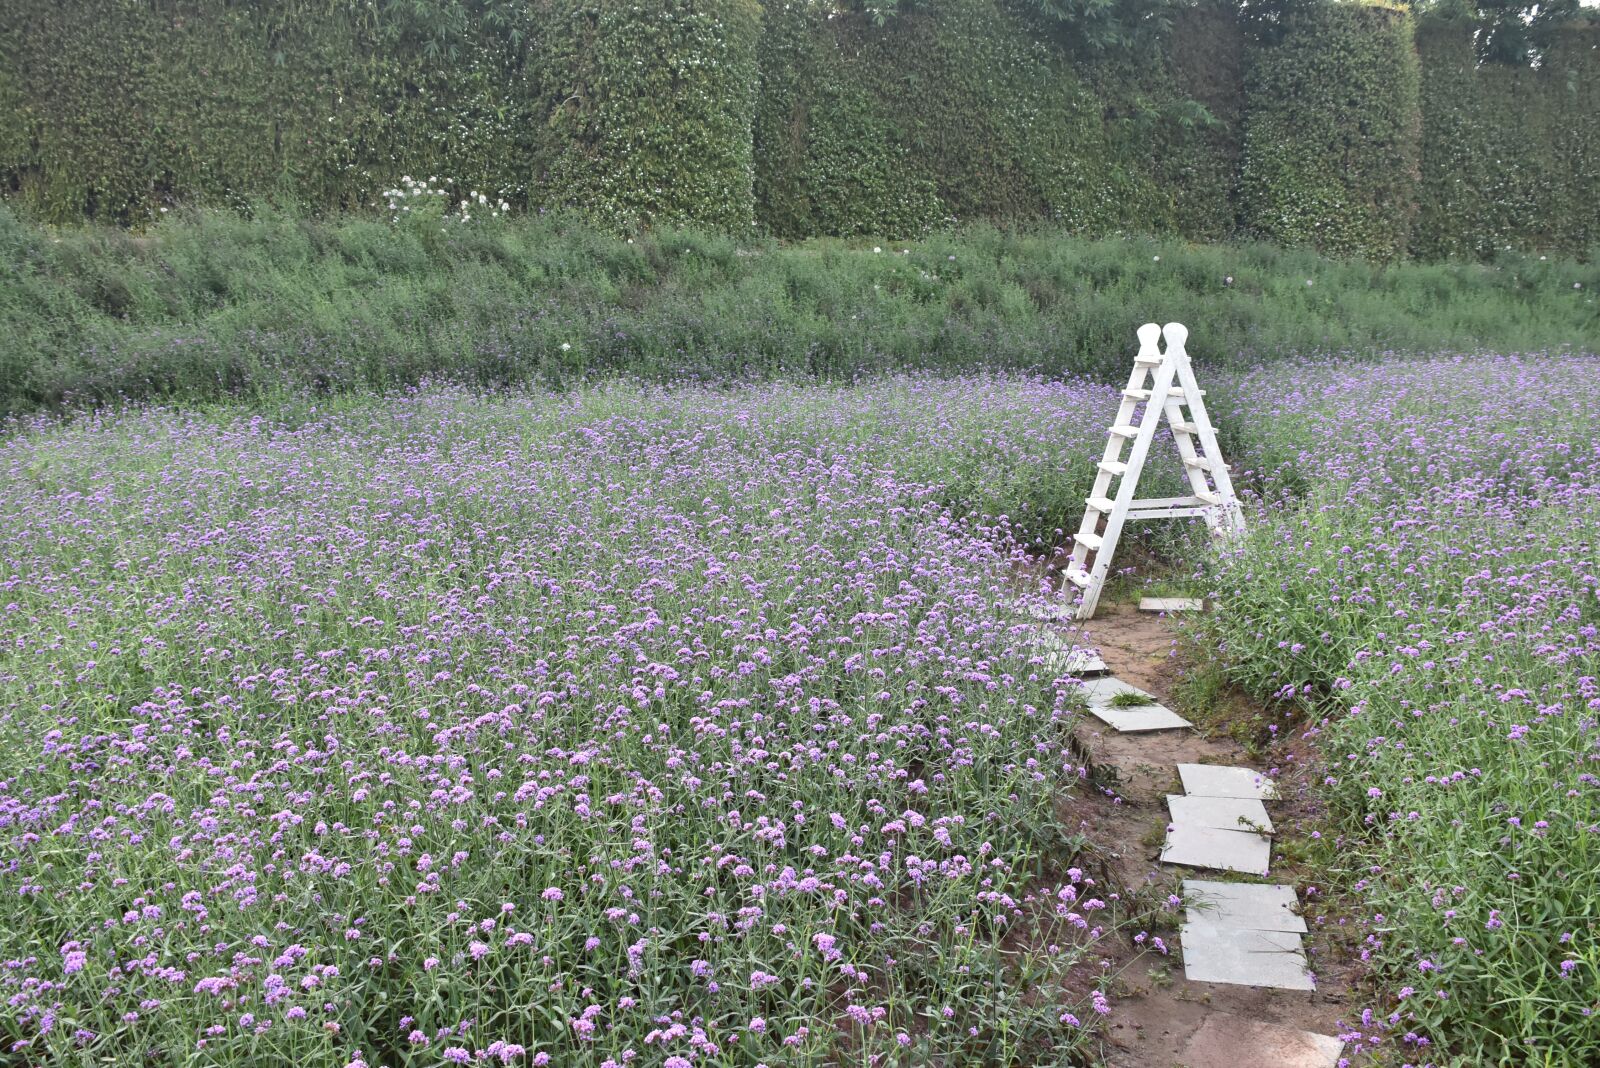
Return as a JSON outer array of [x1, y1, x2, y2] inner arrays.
[[0, 0, 758, 233], [1031, 0, 1183, 55], [752, 0, 1239, 240], [4, 0, 1600, 258], [1238, 1, 1422, 261], [1426, 0, 1584, 65], [540, 0, 762, 233], [1412, 19, 1600, 260], [3, 202, 1596, 417]]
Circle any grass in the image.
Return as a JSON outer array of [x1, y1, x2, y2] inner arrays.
[[1, 202, 1596, 417]]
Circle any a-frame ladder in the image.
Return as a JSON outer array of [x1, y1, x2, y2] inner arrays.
[[1065, 322, 1244, 620]]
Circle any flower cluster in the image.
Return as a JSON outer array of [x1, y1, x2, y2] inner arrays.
[[0, 378, 1127, 1066], [1204, 353, 1600, 1065], [382, 175, 511, 227]]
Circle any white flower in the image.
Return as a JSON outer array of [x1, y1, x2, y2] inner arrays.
[[873, 247, 882, 253], [561, 343, 572, 352], [1153, 255, 1160, 262], [1224, 276, 1233, 284], [1306, 280, 1314, 286]]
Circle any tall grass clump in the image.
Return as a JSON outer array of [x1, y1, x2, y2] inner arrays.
[[0, 376, 1167, 1066], [2, 202, 1595, 417], [1199, 355, 1600, 1065]]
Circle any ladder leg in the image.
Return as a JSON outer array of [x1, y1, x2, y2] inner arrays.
[[1076, 327, 1176, 620], [1166, 324, 1246, 539]]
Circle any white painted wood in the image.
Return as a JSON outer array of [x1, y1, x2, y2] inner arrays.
[[1070, 322, 1245, 620]]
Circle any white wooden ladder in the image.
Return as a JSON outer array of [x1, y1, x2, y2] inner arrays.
[[1065, 322, 1245, 620]]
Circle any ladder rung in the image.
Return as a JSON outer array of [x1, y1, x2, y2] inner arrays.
[[1075, 532, 1104, 552], [1183, 457, 1212, 471], [1097, 461, 1127, 476], [1108, 424, 1140, 439], [1195, 490, 1222, 505], [1171, 420, 1198, 434], [1134, 355, 1162, 367], [1064, 567, 1093, 589], [1122, 388, 1152, 401], [1086, 495, 1116, 512]]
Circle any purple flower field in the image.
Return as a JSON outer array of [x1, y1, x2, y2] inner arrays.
[[1203, 354, 1600, 1065], [1, 358, 1596, 1066], [0, 378, 1156, 1066]]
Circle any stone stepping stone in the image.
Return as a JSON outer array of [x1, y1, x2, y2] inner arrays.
[[1182, 879, 1306, 933], [1167, 793, 1274, 835], [1179, 922, 1314, 990], [1033, 628, 1109, 677], [1062, 650, 1109, 676], [1080, 676, 1192, 732], [1161, 824, 1271, 875], [1139, 596, 1204, 613], [1178, 1014, 1343, 1068], [1178, 763, 1279, 800]]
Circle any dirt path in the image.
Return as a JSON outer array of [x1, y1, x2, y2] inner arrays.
[[1061, 603, 1352, 1068]]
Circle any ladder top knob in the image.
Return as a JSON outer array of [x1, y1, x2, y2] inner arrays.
[[1136, 322, 1162, 353], [1162, 322, 1188, 350]]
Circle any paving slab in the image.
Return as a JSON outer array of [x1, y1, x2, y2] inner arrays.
[[1033, 628, 1109, 677], [1179, 922, 1314, 990], [1061, 650, 1109, 676], [1182, 879, 1307, 933], [1178, 1014, 1343, 1068], [1177, 763, 1279, 800], [1139, 596, 1204, 613], [1079, 676, 1154, 703], [1086, 703, 1194, 732], [1161, 824, 1272, 875], [1166, 793, 1274, 834], [1079, 676, 1193, 732]]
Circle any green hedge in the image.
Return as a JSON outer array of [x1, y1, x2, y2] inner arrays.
[[1238, 1, 1421, 261], [2, 0, 1598, 257], [1413, 21, 1600, 260], [752, 0, 1241, 240], [541, 0, 762, 233], [0, 0, 758, 232], [0, 1, 542, 222]]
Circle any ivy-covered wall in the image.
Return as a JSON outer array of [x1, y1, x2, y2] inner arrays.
[[1412, 21, 1600, 260], [1237, 1, 1421, 261], [1, 0, 1597, 258]]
